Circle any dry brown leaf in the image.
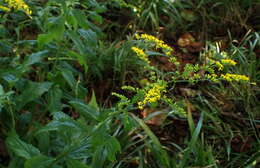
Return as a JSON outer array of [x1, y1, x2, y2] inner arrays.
[[177, 33, 195, 47], [141, 108, 168, 126]]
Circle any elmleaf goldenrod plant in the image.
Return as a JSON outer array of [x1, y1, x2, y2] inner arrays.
[[114, 33, 251, 116], [1, 0, 259, 167]]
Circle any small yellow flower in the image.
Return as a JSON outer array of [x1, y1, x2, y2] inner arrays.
[[205, 74, 218, 82], [221, 73, 249, 82], [4, 0, 32, 16], [138, 83, 166, 110], [138, 102, 144, 110], [165, 51, 172, 56], [135, 33, 173, 55], [131, 46, 150, 64], [215, 61, 224, 71], [221, 59, 237, 66], [169, 57, 177, 63]]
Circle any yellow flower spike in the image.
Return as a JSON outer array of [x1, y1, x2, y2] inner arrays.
[[134, 33, 173, 54], [221, 73, 249, 82], [4, 0, 32, 16], [221, 59, 237, 66], [206, 74, 218, 82], [134, 34, 140, 39], [131, 46, 150, 64]]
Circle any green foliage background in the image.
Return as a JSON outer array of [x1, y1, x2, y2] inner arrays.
[[0, 0, 259, 167]]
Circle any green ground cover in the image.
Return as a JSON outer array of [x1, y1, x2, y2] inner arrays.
[[0, 0, 259, 167]]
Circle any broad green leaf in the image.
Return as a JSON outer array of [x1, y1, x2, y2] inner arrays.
[[37, 33, 55, 48], [46, 16, 65, 40], [47, 86, 63, 113], [36, 131, 50, 154], [67, 50, 88, 73], [78, 29, 97, 47], [69, 100, 99, 120], [36, 119, 79, 135], [72, 9, 89, 30], [6, 131, 40, 159], [90, 127, 121, 161], [37, 16, 65, 48], [23, 50, 49, 67], [16, 81, 52, 110], [60, 68, 77, 89], [66, 10, 78, 30], [24, 155, 55, 168], [35, 112, 81, 135], [52, 111, 71, 120], [88, 11, 103, 24], [67, 30, 86, 54]]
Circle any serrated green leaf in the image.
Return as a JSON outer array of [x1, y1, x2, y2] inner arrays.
[[6, 131, 40, 159]]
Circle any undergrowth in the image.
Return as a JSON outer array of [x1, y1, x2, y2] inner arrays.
[[0, 0, 259, 168]]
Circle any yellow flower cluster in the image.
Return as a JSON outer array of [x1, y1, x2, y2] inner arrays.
[[221, 73, 249, 82], [215, 61, 224, 71], [205, 74, 218, 82], [131, 47, 150, 64], [221, 59, 237, 66], [0, 5, 10, 11], [138, 83, 166, 110], [4, 0, 31, 15], [209, 58, 237, 71], [135, 34, 173, 55]]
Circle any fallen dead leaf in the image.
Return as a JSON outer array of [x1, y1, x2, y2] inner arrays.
[[141, 108, 169, 126]]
